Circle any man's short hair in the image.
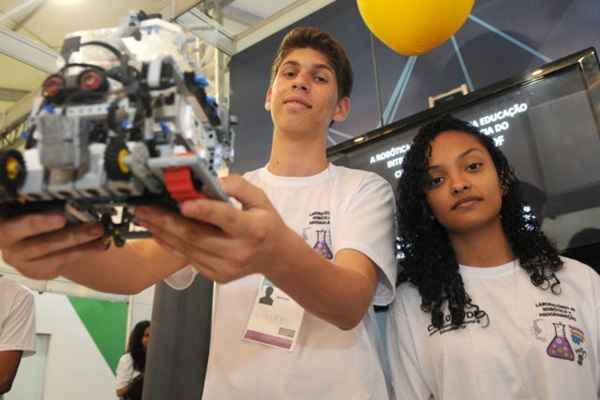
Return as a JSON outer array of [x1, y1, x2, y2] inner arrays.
[[270, 27, 353, 99]]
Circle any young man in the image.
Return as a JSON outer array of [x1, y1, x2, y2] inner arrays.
[[0, 276, 36, 399], [0, 27, 396, 398]]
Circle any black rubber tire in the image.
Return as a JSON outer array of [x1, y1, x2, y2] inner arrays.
[[104, 137, 131, 181], [0, 149, 26, 195]]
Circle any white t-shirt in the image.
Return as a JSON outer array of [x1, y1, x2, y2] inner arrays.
[[115, 353, 141, 397], [0, 277, 36, 400], [167, 164, 397, 399], [386, 256, 600, 400], [0, 277, 36, 356]]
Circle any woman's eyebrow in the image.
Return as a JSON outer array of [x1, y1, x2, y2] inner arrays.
[[427, 148, 484, 171]]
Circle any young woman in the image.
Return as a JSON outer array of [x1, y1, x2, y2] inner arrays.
[[386, 115, 600, 399], [116, 320, 150, 400]]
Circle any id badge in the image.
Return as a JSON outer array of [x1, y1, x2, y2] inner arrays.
[[243, 277, 305, 351]]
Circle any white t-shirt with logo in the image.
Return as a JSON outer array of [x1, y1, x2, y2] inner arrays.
[[167, 164, 397, 399], [386, 256, 600, 400], [0, 277, 36, 400]]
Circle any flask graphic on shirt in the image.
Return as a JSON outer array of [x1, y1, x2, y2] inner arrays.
[[546, 322, 575, 361], [313, 230, 333, 260]]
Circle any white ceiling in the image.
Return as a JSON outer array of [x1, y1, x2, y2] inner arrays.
[[0, 0, 334, 126]]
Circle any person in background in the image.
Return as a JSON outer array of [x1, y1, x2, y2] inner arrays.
[[116, 320, 150, 400], [386, 115, 600, 399], [0, 275, 36, 399]]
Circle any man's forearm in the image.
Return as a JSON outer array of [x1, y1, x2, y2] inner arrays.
[[266, 227, 378, 330], [61, 239, 188, 294]]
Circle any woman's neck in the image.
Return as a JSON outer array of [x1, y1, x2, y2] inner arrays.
[[449, 217, 515, 267]]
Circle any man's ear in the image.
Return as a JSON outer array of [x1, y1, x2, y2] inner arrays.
[[265, 87, 272, 111], [332, 96, 351, 123]]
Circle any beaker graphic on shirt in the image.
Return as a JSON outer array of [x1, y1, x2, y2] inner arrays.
[[546, 322, 575, 361], [313, 230, 333, 260]]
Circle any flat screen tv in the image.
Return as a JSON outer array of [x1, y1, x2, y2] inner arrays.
[[328, 48, 600, 267]]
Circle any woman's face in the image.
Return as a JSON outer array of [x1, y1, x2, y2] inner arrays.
[[142, 326, 150, 352], [424, 130, 503, 235]]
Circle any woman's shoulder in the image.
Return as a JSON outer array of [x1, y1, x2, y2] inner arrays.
[[117, 353, 134, 367], [555, 256, 600, 294], [558, 256, 598, 277]]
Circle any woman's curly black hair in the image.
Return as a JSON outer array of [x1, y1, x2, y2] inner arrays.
[[397, 114, 563, 329], [126, 320, 150, 372]]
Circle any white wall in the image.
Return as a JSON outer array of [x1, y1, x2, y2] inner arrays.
[[3, 292, 117, 400], [128, 285, 155, 333], [1, 258, 157, 399]]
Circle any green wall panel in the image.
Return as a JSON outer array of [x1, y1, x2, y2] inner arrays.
[[68, 296, 128, 374]]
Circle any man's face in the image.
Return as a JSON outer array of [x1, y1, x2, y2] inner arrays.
[[424, 131, 504, 235], [265, 48, 350, 138]]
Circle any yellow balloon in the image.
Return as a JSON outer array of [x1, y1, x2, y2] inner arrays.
[[357, 0, 475, 55]]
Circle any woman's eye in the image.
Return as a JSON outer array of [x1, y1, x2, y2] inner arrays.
[[283, 70, 296, 78], [426, 176, 444, 189], [466, 162, 483, 172], [315, 75, 328, 83]]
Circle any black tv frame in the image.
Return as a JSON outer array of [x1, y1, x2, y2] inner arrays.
[[327, 47, 600, 158], [327, 47, 600, 270]]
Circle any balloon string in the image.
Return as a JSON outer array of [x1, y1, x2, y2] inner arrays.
[[369, 32, 385, 128]]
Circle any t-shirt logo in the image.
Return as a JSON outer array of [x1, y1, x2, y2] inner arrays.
[[532, 301, 588, 366], [303, 211, 333, 260], [426, 305, 489, 336]]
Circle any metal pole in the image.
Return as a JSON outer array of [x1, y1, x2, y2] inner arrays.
[[369, 32, 385, 128], [143, 277, 213, 400]]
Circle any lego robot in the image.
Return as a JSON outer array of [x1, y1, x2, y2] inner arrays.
[[0, 11, 235, 247]]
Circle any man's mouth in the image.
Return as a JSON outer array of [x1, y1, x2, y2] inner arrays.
[[283, 97, 312, 108]]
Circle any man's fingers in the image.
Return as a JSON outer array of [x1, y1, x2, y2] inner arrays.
[[220, 175, 269, 209], [10, 223, 104, 262], [9, 238, 108, 281], [179, 199, 247, 236], [137, 207, 233, 254], [0, 213, 66, 247], [146, 219, 224, 260]]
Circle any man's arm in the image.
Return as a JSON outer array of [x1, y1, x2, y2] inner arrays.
[[0, 212, 189, 294], [135, 175, 395, 330], [265, 229, 380, 329], [0, 350, 23, 394]]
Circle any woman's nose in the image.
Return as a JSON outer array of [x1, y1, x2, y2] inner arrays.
[[450, 176, 471, 195]]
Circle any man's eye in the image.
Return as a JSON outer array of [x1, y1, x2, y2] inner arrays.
[[315, 75, 328, 83]]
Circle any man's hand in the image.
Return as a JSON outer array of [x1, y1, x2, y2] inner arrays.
[[135, 175, 287, 283], [0, 212, 105, 280]]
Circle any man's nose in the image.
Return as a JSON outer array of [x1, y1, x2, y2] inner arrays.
[[291, 72, 310, 92]]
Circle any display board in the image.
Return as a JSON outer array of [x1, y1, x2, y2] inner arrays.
[[329, 48, 600, 253]]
